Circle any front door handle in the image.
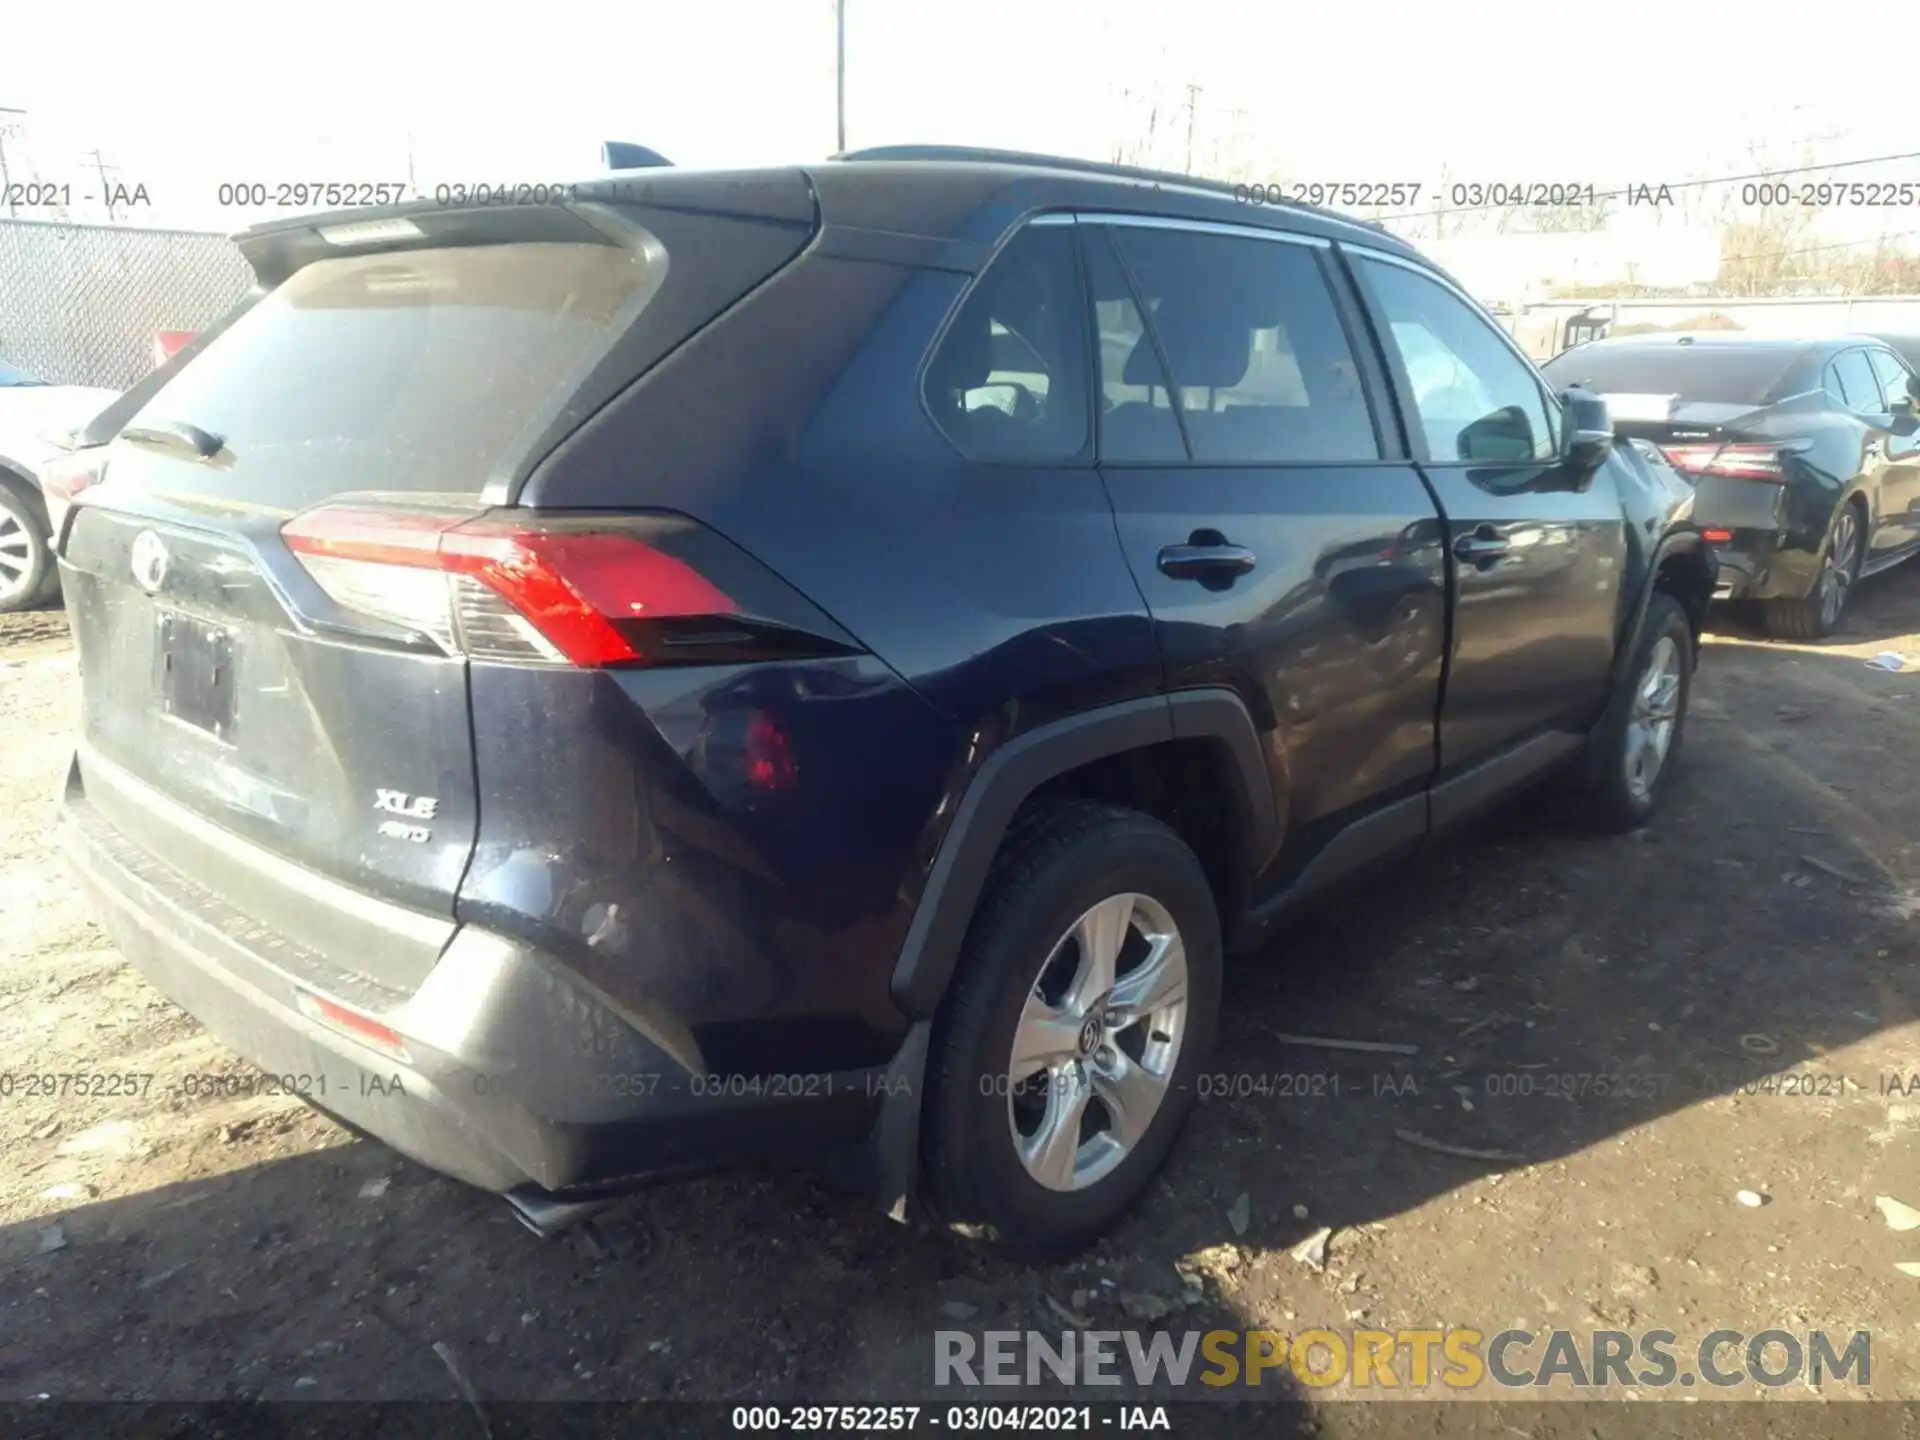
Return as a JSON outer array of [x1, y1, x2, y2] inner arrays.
[[1452, 529, 1511, 567], [1158, 543, 1258, 581]]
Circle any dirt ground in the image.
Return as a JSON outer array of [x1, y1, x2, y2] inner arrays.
[[4, 564, 1920, 1430]]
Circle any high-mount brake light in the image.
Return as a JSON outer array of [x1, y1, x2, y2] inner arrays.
[[281, 505, 738, 667]]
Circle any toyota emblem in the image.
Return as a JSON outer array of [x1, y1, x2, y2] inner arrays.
[[130, 530, 169, 594]]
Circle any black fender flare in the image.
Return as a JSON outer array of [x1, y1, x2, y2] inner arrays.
[[1609, 526, 1714, 696], [887, 688, 1279, 1020]]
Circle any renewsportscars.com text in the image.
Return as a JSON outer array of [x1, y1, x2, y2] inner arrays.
[[934, 1327, 1871, 1391]]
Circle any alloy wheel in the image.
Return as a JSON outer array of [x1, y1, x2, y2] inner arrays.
[[1624, 635, 1683, 804], [1005, 893, 1189, 1192], [1819, 506, 1860, 630], [0, 509, 32, 603]]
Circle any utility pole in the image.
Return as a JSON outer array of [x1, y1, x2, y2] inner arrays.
[[835, 0, 847, 153], [0, 106, 24, 220], [1183, 84, 1201, 174], [87, 147, 119, 222]]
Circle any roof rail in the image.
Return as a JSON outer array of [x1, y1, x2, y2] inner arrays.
[[830, 144, 1386, 232]]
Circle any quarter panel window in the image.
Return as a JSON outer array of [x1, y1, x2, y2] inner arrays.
[[1357, 257, 1556, 463], [923, 225, 1091, 462], [1104, 227, 1379, 464]]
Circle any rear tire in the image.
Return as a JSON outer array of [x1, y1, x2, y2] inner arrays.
[[0, 481, 52, 615], [1573, 592, 1693, 833], [922, 800, 1221, 1257], [1765, 501, 1861, 640]]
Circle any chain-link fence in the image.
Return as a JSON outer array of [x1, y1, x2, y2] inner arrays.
[[0, 219, 252, 390]]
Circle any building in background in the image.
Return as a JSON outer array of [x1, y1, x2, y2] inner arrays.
[[1504, 294, 1920, 361]]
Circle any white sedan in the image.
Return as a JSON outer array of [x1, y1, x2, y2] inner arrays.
[[0, 363, 119, 612]]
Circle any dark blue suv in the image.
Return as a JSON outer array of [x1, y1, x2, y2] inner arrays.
[[56, 148, 1714, 1253]]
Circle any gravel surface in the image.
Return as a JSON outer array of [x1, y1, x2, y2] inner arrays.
[[2, 577, 1917, 1421]]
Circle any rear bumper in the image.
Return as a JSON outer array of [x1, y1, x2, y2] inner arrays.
[[1704, 529, 1821, 602], [1692, 474, 1828, 602], [59, 752, 891, 1199]]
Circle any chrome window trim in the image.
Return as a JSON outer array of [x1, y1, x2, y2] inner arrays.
[[1074, 212, 1331, 248]]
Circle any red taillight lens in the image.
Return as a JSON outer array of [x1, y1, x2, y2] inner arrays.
[[38, 446, 108, 538], [282, 505, 738, 668], [40, 447, 106, 504], [1701, 528, 1733, 544], [1659, 443, 1790, 482]]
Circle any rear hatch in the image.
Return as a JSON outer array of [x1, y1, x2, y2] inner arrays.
[[61, 183, 817, 993]]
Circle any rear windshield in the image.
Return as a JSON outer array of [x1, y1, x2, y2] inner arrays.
[[1542, 345, 1799, 406], [113, 241, 653, 510]]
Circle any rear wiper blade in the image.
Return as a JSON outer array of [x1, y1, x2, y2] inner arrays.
[[120, 419, 226, 460]]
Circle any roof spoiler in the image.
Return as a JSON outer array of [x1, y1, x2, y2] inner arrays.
[[603, 142, 673, 171]]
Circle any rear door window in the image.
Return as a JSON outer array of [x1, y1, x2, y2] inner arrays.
[[111, 241, 657, 512], [922, 225, 1091, 463], [1104, 226, 1379, 464], [1082, 227, 1187, 463]]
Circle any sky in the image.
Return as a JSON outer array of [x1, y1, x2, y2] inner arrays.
[[0, 0, 1913, 252]]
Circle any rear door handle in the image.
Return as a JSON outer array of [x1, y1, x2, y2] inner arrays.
[[1157, 543, 1257, 581], [1452, 530, 1511, 566]]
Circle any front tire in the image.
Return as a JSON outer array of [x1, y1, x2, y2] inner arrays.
[[0, 481, 52, 614], [1765, 501, 1861, 640], [1574, 591, 1694, 833], [922, 801, 1221, 1256]]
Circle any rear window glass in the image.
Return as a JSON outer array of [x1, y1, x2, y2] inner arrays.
[[114, 242, 653, 510], [1542, 345, 1798, 406]]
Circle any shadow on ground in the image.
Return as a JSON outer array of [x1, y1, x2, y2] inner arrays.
[[5, 567, 1920, 1418]]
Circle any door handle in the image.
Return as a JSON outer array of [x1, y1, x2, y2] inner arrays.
[[1452, 530, 1511, 566], [1157, 543, 1258, 581]]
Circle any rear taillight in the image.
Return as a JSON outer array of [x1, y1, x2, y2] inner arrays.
[[38, 446, 108, 539], [282, 504, 739, 667], [1659, 443, 1792, 482]]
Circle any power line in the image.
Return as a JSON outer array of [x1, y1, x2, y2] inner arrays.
[[1718, 227, 1920, 265], [1374, 149, 1920, 223]]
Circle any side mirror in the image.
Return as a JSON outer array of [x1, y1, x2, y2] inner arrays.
[[1560, 387, 1614, 474]]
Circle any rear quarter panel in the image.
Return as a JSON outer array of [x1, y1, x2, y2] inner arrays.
[[505, 237, 1160, 1069]]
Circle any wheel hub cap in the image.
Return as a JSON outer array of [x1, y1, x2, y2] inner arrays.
[[1077, 1016, 1103, 1055], [1005, 892, 1189, 1193]]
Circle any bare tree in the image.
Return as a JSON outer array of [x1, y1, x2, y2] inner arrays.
[[1527, 197, 1617, 235]]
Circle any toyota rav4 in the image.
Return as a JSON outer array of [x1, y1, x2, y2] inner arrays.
[[56, 147, 1713, 1254]]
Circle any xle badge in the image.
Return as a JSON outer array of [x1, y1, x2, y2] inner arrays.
[[374, 789, 438, 844]]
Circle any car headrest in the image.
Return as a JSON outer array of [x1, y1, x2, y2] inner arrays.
[[933, 313, 996, 393], [1123, 304, 1252, 389]]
